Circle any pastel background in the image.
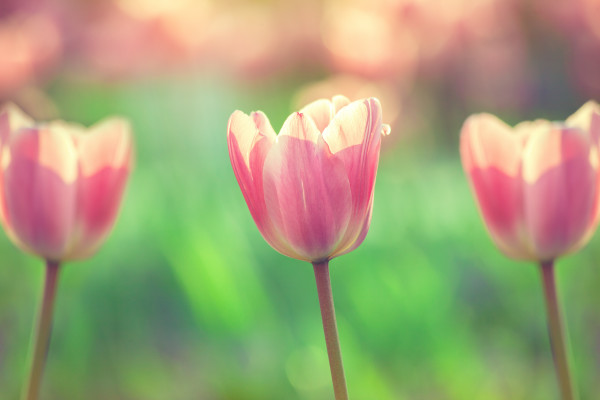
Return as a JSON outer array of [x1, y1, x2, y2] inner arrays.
[[0, 0, 599, 399]]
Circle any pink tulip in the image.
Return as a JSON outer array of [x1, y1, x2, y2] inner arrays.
[[227, 95, 390, 263], [228, 95, 390, 399], [0, 103, 133, 262], [460, 101, 600, 262]]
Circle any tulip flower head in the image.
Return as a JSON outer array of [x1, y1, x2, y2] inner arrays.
[[227, 95, 390, 263], [0, 103, 133, 263], [460, 100, 600, 262]]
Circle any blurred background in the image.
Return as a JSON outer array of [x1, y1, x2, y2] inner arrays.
[[0, 0, 599, 398]]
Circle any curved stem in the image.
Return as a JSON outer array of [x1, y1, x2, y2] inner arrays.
[[313, 261, 348, 400], [539, 260, 577, 400], [23, 260, 61, 400]]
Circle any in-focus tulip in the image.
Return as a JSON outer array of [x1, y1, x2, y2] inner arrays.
[[228, 95, 389, 400], [460, 100, 600, 262], [0, 103, 133, 262], [227, 95, 390, 263]]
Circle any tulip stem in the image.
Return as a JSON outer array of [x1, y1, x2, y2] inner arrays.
[[313, 261, 348, 400], [539, 260, 577, 400], [23, 260, 61, 400]]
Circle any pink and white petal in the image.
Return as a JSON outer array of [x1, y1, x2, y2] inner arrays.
[[2, 128, 78, 260], [65, 120, 133, 260], [461, 113, 522, 174], [467, 165, 531, 260], [460, 114, 529, 259], [228, 110, 277, 244], [331, 193, 374, 259], [66, 165, 130, 261], [322, 98, 382, 155], [228, 110, 261, 169], [300, 98, 334, 133], [566, 100, 600, 143], [567, 169, 600, 256], [246, 129, 277, 239], [565, 103, 600, 235], [322, 98, 383, 201], [75, 117, 133, 177], [278, 111, 321, 144], [332, 95, 351, 114], [322, 98, 383, 247], [263, 130, 352, 262], [0, 103, 34, 147], [251, 111, 277, 140], [522, 126, 597, 260], [228, 111, 264, 210], [513, 119, 553, 142], [0, 106, 37, 242]]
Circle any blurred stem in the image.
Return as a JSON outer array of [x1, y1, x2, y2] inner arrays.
[[313, 261, 348, 400], [23, 260, 61, 400], [539, 260, 577, 400]]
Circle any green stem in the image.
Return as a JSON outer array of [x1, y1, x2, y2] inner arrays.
[[539, 260, 577, 400], [313, 261, 348, 400], [23, 260, 61, 400]]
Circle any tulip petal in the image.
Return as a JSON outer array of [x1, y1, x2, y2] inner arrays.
[[0, 104, 35, 231], [227, 110, 277, 246], [460, 113, 530, 259], [322, 98, 382, 154], [332, 95, 351, 113], [522, 126, 597, 260], [1, 128, 78, 260], [0, 103, 34, 148], [338, 200, 373, 257], [462, 113, 523, 175], [65, 118, 133, 260], [251, 111, 277, 139], [566, 101, 600, 245], [300, 99, 334, 133], [76, 118, 132, 176], [322, 98, 383, 256], [279, 111, 321, 143], [566, 100, 600, 145], [228, 110, 261, 169], [263, 113, 352, 261]]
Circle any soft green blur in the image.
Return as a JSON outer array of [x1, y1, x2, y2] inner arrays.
[[0, 75, 599, 400]]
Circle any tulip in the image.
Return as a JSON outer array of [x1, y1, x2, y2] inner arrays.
[[0, 104, 133, 400], [228, 95, 390, 400], [460, 101, 600, 400]]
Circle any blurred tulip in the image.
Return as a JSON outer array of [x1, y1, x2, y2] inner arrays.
[[0, 104, 133, 400], [460, 101, 600, 262], [0, 103, 133, 262], [228, 95, 390, 263], [460, 102, 600, 400]]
